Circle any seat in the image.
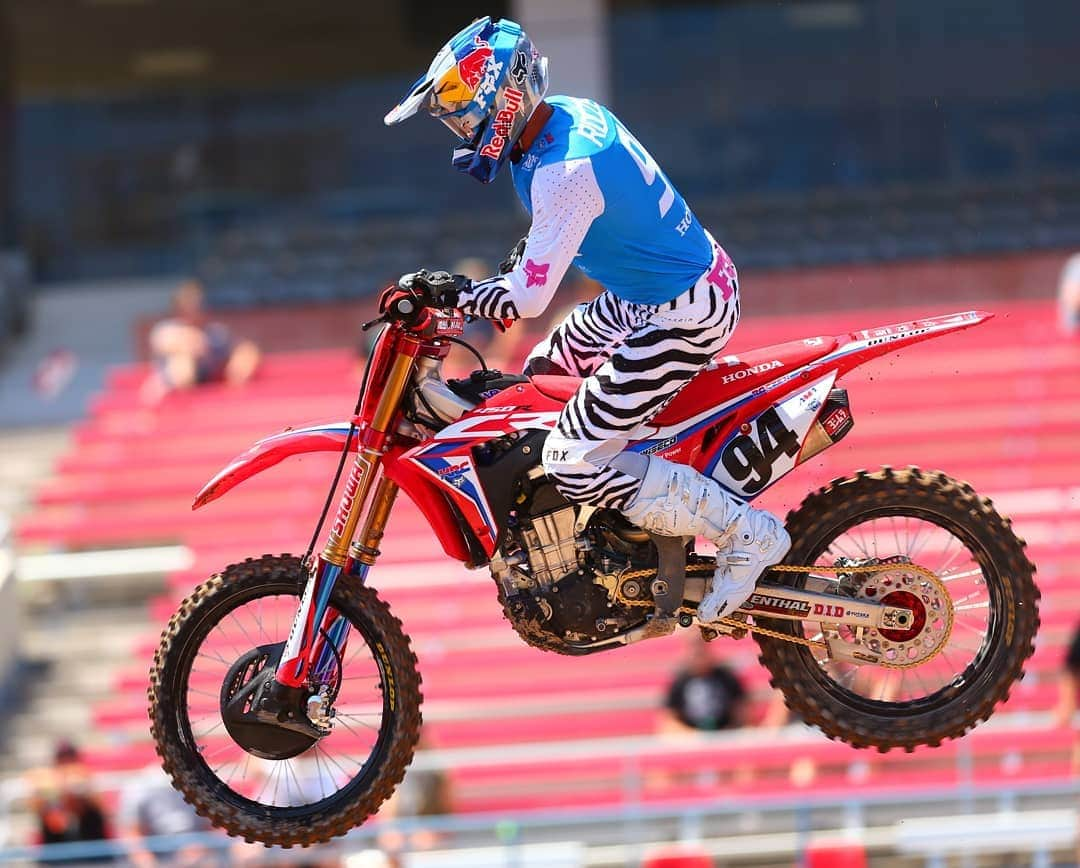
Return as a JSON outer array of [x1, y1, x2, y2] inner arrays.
[[530, 374, 580, 403], [528, 336, 839, 427]]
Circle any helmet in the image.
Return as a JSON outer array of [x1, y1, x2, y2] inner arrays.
[[384, 17, 549, 184]]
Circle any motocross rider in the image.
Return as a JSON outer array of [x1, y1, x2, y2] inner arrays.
[[383, 17, 790, 625]]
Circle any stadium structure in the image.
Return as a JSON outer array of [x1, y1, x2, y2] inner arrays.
[[0, 1, 1078, 866]]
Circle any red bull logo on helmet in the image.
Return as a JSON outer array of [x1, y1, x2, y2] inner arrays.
[[479, 86, 524, 159], [457, 40, 493, 91]]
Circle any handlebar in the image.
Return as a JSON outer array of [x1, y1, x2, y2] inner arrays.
[[366, 268, 471, 335], [363, 303, 466, 339]]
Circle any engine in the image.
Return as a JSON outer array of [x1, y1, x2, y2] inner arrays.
[[491, 474, 657, 655]]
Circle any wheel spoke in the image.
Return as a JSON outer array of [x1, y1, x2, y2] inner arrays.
[[196, 649, 231, 668], [313, 746, 330, 801], [188, 686, 220, 700], [271, 761, 283, 807], [194, 720, 224, 740], [933, 535, 963, 576], [254, 761, 275, 804], [334, 714, 379, 738], [825, 538, 857, 561], [875, 670, 893, 701], [910, 665, 934, 698], [227, 610, 260, 653], [941, 567, 984, 584], [850, 527, 873, 560], [321, 747, 363, 780], [212, 755, 241, 779], [254, 595, 264, 644], [200, 741, 235, 761], [953, 618, 988, 639]]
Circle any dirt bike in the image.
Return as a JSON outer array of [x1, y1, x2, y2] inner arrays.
[[148, 286, 1038, 846]]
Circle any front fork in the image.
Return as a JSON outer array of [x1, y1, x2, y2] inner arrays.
[[273, 341, 415, 699]]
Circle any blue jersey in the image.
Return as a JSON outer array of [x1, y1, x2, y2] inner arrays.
[[510, 95, 714, 306]]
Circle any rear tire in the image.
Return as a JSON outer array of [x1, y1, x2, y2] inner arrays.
[[148, 554, 422, 845], [756, 467, 1038, 751]]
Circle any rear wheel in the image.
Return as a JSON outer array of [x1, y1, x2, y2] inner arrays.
[[756, 467, 1038, 751], [148, 554, 422, 845]]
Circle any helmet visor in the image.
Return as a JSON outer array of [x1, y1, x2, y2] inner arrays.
[[384, 41, 458, 126]]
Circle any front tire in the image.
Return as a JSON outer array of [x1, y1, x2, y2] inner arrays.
[[148, 554, 422, 845], [756, 467, 1038, 751]]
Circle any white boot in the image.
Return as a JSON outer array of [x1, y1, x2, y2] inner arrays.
[[620, 457, 791, 623]]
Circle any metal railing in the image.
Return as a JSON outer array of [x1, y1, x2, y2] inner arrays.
[[0, 714, 1075, 866]]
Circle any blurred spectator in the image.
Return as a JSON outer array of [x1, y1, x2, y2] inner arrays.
[[117, 764, 217, 867], [1054, 624, 1080, 776], [659, 632, 747, 734], [24, 741, 110, 863], [142, 280, 260, 402], [1058, 252, 1080, 336], [377, 732, 452, 856], [1055, 623, 1080, 729], [31, 348, 77, 401]]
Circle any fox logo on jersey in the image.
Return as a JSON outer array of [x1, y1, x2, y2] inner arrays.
[[524, 259, 549, 288]]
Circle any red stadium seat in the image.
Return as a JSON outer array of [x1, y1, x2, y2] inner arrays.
[[805, 840, 868, 868], [641, 846, 712, 868]]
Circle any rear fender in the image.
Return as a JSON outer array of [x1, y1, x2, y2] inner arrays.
[[825, 309, 993, 377]]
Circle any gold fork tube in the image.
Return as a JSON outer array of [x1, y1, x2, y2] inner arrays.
[[322, 449, 379, 565], [351, 477, 400, 566], [321, 347, 415, 565], [372, 352, 417, 432]]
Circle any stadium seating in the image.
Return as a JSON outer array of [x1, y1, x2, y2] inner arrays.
[[14, 297, 1080, 815], [178, 175, 1080, 310]]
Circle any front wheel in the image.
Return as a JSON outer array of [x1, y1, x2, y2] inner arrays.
[[148, 554, 422, 845], [756, 467, 1039, 751]]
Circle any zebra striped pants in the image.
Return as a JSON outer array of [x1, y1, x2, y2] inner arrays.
[[526, 243, 741, 510]]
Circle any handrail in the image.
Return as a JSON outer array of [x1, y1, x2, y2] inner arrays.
[[2, 777, 1079, 864], [0, 709, 1063, 804], [0, 711, 1071, 861]]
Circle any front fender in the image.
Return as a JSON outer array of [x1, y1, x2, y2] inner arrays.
[[193, 421, 355, 509], [192, 422, 479, 566]]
